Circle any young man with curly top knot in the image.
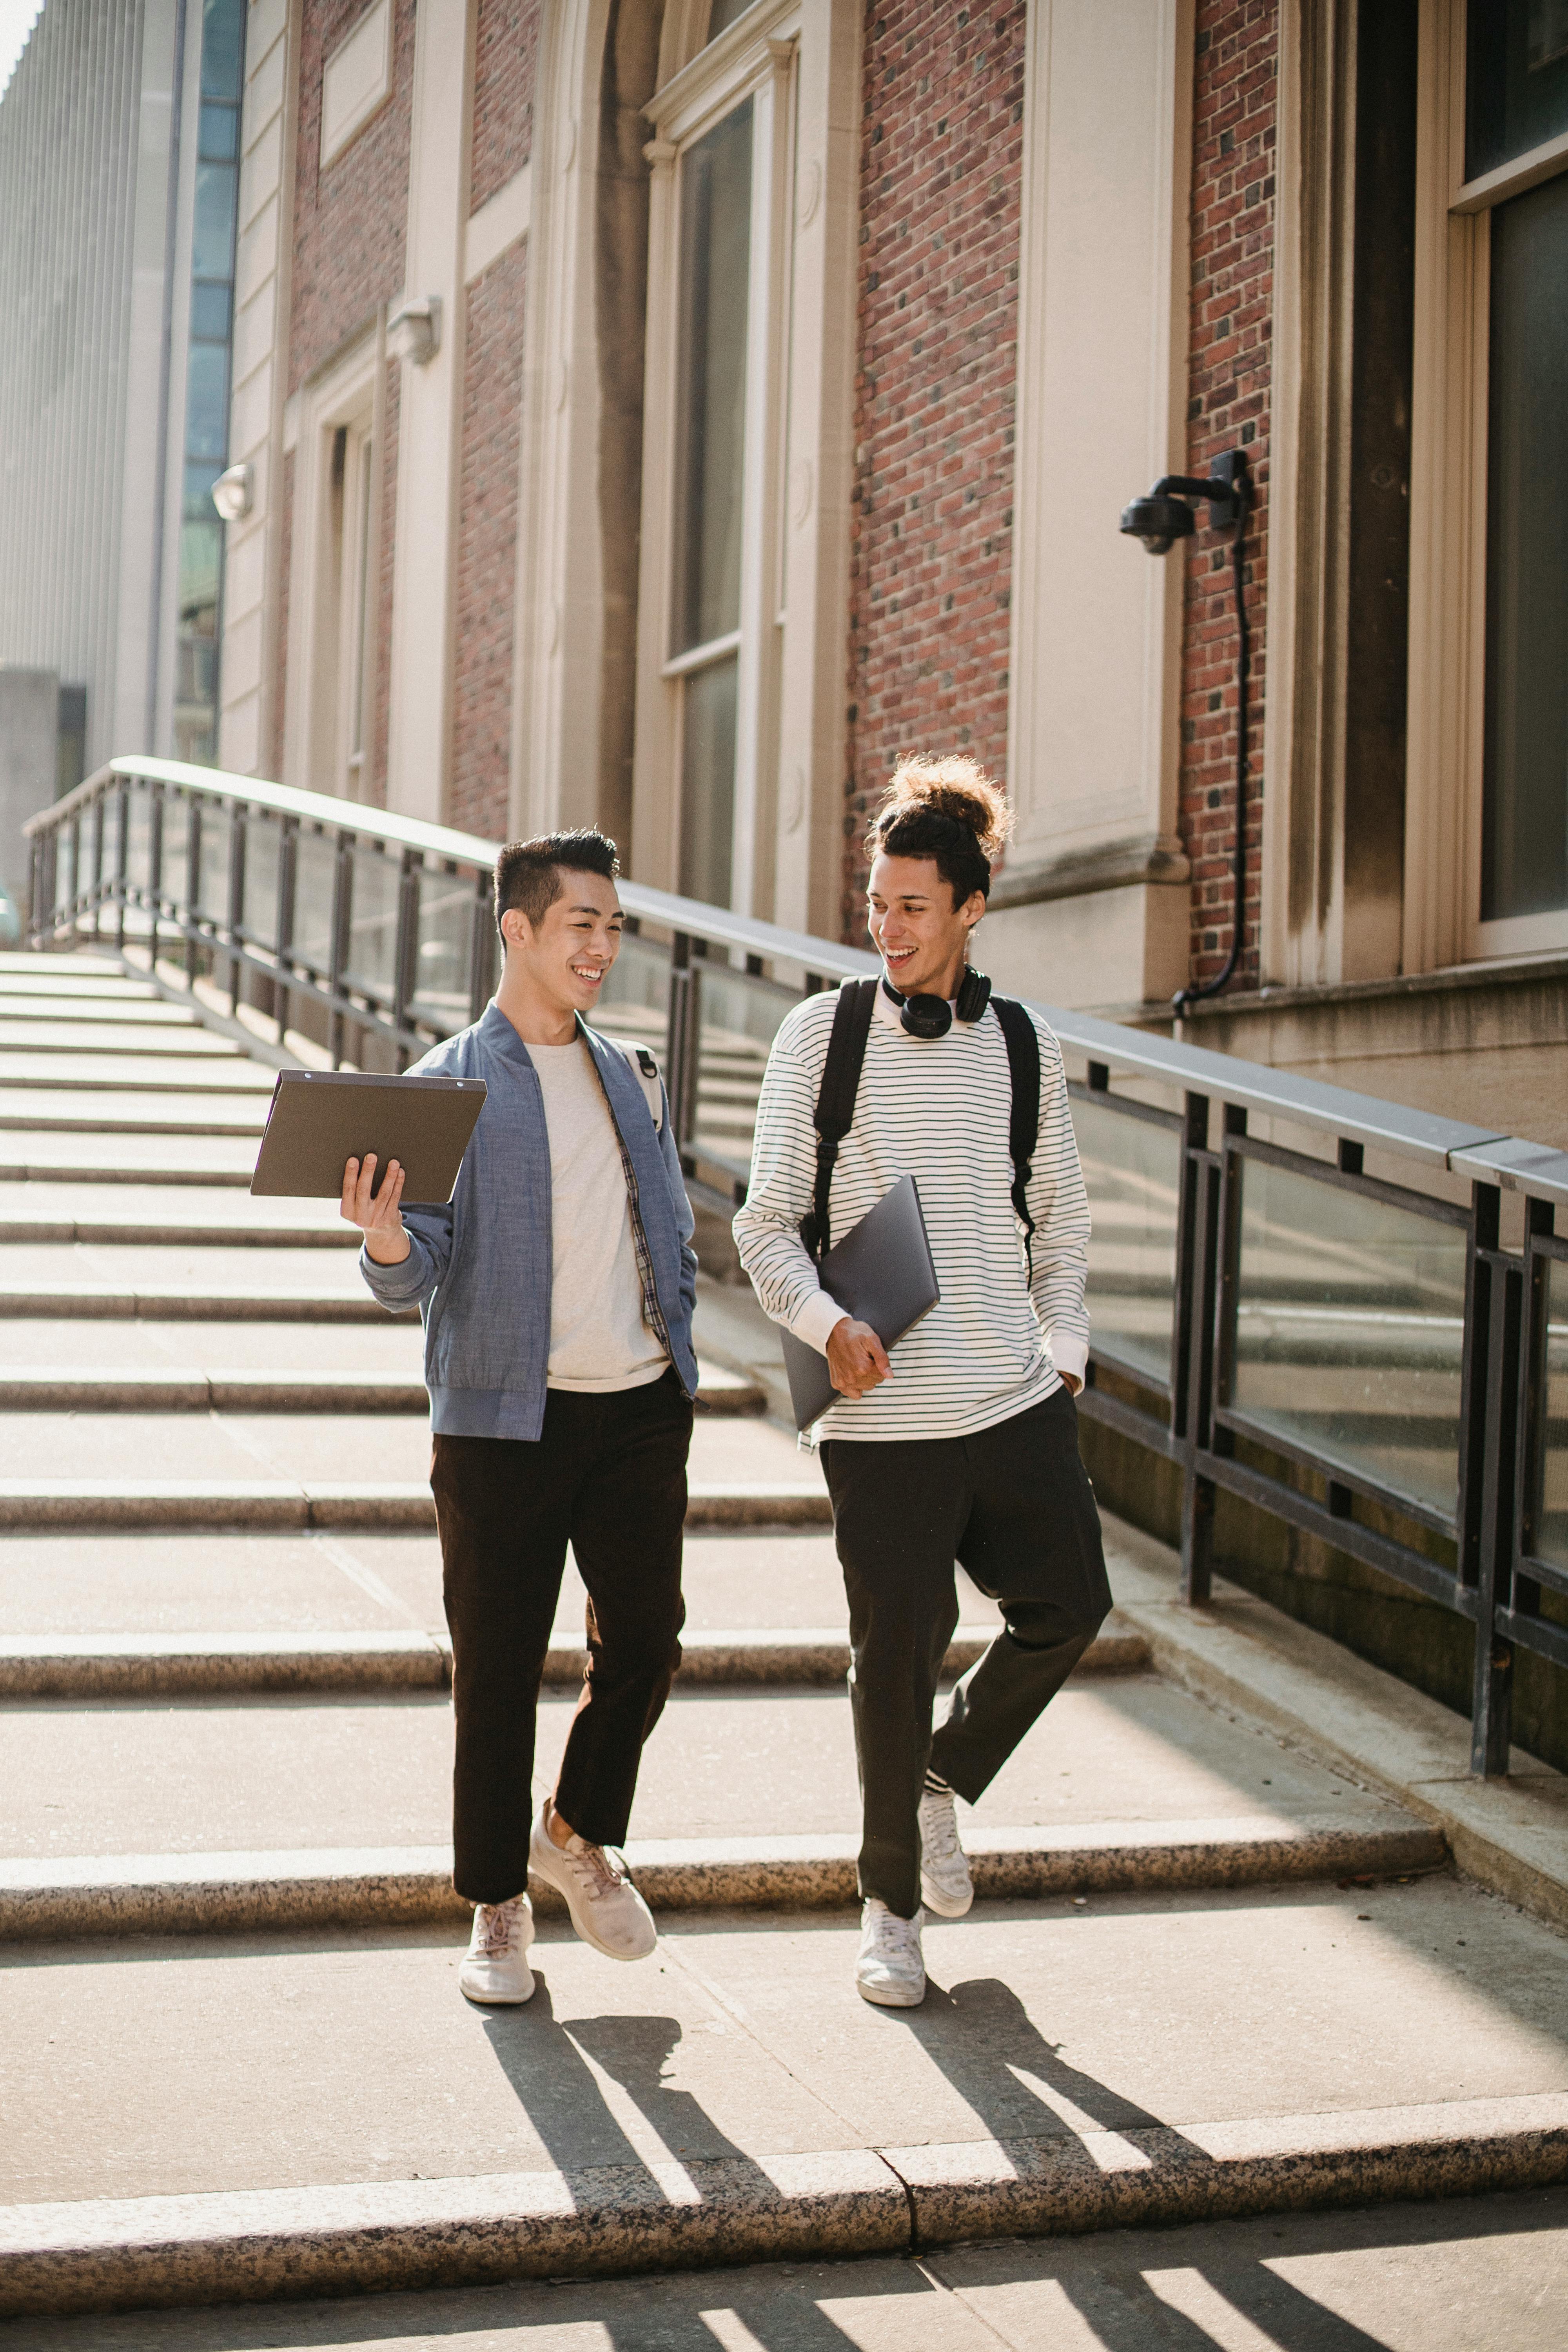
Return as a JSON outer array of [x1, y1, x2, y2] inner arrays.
[[734, 757, 1110, 2007]]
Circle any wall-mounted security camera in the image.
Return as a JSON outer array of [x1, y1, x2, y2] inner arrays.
[[1119, 449, 1250, 553]]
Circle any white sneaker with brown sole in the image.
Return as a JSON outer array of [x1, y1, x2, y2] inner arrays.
[[528, 1800, 657, 1961], [457, 1893, 535, 2005]]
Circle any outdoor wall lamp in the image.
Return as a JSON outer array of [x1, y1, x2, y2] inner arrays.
[[210, 463, 252, 523], [388, 297, 441, 366], [1119, 446, 1252, 1013]]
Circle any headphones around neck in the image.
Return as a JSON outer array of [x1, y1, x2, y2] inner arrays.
[[881, 965, 993, 1040]]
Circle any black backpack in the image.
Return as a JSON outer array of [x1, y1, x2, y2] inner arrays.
[[798, 977, 1042, 1275]]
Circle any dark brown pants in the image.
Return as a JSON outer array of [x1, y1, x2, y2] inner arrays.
[[431, 1370, 693, 1903]]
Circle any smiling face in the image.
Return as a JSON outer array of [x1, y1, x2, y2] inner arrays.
[[499, 867, 624, 1020], [867, 851, 985, 1002]]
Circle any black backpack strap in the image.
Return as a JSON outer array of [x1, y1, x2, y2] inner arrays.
[[991, 996, 1040, 1281], [799, 978, 877, 1264]]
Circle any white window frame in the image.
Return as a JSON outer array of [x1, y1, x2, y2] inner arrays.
[[1406, 0, 1568, 969], [633, 5, 798, 919], [281, 320, 386, 804]]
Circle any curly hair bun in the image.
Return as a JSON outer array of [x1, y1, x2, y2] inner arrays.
[[875, 755, 1014, 862]]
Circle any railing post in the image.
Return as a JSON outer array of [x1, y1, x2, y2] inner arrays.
[[667, 931, 696, 1152], [147, 784, 164, 974], [185, 797, 202, 988], [1466, 1181, 1519, 1776], [227, 806, 247, 1014], [114, 779, 129, 958], [466, 866, 495, 1029], [329, 833, 353, 1068], [1173, 1090, 1219, 1604], [275, 818, 297, 1048], [393, 854, 421, 1068]]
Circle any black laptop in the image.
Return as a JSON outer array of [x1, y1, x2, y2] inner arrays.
[[780, 1173, 940, 1432]]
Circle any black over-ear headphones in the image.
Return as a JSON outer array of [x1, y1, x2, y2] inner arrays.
[[881, 965, 993, 1039]]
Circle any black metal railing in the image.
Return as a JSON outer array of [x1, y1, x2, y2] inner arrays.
[[26, 757, 1568, 1773]]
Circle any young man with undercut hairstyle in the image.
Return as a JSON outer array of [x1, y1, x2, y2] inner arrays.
[[343, 830, 698, 2006], [735, 757, 1110, 2009]]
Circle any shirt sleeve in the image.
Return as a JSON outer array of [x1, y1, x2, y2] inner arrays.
[[1024, 1019, 1091, 1386], [358, 1202, 453, 1312], [731, 1012, 846, 1356]]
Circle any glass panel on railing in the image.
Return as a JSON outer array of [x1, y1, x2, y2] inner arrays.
[[241, 815, 280, 945], [1074, 1096, 1181, 1390], [343, 845, 401, 1004], [1538, 1256, 1568, 1573], [690, 960, 791, 1183], [1232, 1158, 1468, 1524], [411, 870, 479, 1033], [160, 799, 194, 915], [291, 830, 338, 975], [54, 829, 75, 916], [196, 811, 230, 925], [594, 932, 671, 1056]]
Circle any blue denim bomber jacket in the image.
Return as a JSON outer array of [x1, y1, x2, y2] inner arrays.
[[358, 1001, 699, 1439]]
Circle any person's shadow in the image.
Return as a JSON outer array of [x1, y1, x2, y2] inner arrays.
[[892, 1974, 1390, 2350]]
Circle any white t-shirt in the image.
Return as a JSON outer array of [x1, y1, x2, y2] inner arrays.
[[528, 1038, 668, 1393]]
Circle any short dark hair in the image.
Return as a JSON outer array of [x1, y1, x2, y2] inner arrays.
[[493, 829, 620, 936], [864, 755, 1013, 907]]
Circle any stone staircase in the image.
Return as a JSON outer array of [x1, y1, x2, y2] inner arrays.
[[0, 949, 1564, 2333]]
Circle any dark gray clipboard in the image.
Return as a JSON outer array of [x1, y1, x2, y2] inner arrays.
[[250, 1071, 487, 1203], [780, 1172, 940, 1432]]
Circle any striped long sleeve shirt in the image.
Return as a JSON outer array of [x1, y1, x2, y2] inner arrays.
[[733, 984, 1092, 1444]]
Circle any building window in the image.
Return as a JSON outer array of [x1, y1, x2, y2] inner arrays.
[[175, 0, 246, 765], [670, 100, 753, 905], [331, 421, 377, 796], [1406, 1, 1568, 964], [1481, 167, 1568, 924], [707, 0, 756, 37]]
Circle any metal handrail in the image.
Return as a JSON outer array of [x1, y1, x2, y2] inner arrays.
[[23, 754, 1568, 1772]]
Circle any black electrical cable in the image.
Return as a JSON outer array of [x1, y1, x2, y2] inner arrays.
[[1172, 494, 1250, 1016]]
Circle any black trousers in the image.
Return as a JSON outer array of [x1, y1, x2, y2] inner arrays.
[[430, 1370, 693, 1904], [821, 1386, 1111, 1918]]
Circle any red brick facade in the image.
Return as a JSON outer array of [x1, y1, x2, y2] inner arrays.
[[1178, 0, 1276, 990], [471, 0, 541, 212], [842, 1, 1029, 937], [450, 242, 528, 841], [289, 0, 416, 393]]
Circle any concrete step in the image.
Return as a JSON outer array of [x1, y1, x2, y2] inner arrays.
[[1, 1878, 1562, 2316], [0, 1673, 1423, 1877], [0, 1408, 821, 1528], [0, 1621, 1126, 1698], [0, 1054, 275, 1091], [0, 1135, 259, 1183], [0, 1089, 268, 1135], [9, 2192, 1561, 2352], [0, 995, 199, 1025], [0, 1022, 244, 1056], [0, 1363, 762, 1413], [0, 1182, 350, 1247], [0, 1814, 1447, 1942], [0, 1241, 396, 1317], [0, 1526, 858, 1641], [0, 952, 132, 981]]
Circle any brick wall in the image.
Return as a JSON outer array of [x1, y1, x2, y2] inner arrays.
[[290, 0, 416, 392], [841, 2, 1028, 939], [1178, 0, 1276, 990], [450, 241, 528, 841], [471, 0, 541, 212]]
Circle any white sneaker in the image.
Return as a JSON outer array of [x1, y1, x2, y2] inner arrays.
[[856, 1898, 926, 2007], [919, 1781, 974, 1918], [457, 1894, 535, 2005], [528, 1800, 657, 1962]]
